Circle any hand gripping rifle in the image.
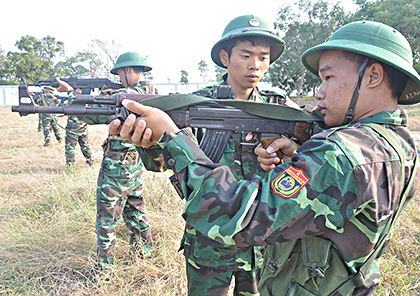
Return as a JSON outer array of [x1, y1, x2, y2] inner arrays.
[[12, 84, 325, 163], [25, 77, 124, 94]]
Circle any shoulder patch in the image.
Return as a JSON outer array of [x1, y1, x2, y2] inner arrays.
[[271, 165, 310, 198]]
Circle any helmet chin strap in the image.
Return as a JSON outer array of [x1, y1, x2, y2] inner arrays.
[[343, 58, 369, 125], [123, 67, 130, 87]]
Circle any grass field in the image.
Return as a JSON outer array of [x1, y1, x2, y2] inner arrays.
[[0, 104, 419, 295]]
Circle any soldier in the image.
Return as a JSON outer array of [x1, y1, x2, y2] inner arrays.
[[57, 52, 155, 272], [30, 92, 44, 132], [137, 14, 297, 296], [37, 114, 42, 132], [35, 86, 63, 147], [184, 15, 298, 296], [111, 21, 420, 295], [38, 115, 42, 131], [64, 86, 94, 171]]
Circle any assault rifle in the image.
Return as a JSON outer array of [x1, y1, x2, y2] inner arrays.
[[25, 77, 124, 94], [12, 84, 325, 162]]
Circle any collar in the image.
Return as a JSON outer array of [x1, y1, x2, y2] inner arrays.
[[219, 73, 260, 101], [356, 109, 409, 127]]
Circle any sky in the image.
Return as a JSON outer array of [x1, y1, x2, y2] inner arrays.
[[1, 0, 358, 84]]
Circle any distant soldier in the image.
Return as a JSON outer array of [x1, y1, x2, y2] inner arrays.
[[57, 52, 156, 272], [35, 86, 63, 147], [64, 87, 94, 171], [37, 114, 42, 132], [30, 92, 43, 132]]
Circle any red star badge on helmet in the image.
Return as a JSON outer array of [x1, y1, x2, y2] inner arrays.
[[249, 19, 259, 27]]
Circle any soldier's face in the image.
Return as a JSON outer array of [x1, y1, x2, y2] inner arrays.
[[116, 67, 134, 88], [315, 50, 360, 127], [220, 40, 270, 92]]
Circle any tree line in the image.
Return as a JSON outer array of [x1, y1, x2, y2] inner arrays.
[[264, 0, 420, 102], [0, 0, 418, 100]]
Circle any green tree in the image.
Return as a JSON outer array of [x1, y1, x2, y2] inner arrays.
[[55, 51, 103, 78], [351, 0, 420, 73], [5, 35, 65, 84], [0, 46, 10, 85], [198, 60, 209, 82], [77, 51, 103, 78], [267, 0, 350, 102], [180, 69, 189, 84], [54, 56, 83, 78]]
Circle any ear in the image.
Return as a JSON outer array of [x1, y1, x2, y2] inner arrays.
[[219, 49, 229, 68], [365, 63, 384, 89]]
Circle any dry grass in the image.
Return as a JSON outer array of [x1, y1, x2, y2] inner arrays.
[[376, 195, 420, 296], [1, 105, 419, 295], [0, 107, 187, 295]]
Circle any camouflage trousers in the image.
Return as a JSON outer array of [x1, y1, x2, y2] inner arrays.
[[41, 115, 62, 146], [186, 259, 260, 296], [65, 127, 94, 166], [96, 151, 152, 269], [38, 114, 42, 131]]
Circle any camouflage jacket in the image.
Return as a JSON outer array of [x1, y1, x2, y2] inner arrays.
[[185, 77, 291, 271], [141, 75, 295, 271], [66, 116, 88, 133], [34, 92, 65, 119], [191, 74, 294, 180], [159, 109, 419, 293], [34, 92, 61, 106]]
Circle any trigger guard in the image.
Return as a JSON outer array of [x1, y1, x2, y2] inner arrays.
[[115, 106, 131, 123]]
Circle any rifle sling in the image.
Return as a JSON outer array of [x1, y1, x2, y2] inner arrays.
[[138, 94, 322, 164], [141, 94, 323, 164], [139, 94, 320, 122]]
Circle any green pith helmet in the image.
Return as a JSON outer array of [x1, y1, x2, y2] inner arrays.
[[211, 15, 285, 68], [110, 51, 152, 75], [301, 20, 420, 105], [43, 86, 54, 91]]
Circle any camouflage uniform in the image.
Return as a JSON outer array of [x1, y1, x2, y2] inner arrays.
[[34, 92, 63, 146], [158, 109, 419, 296], [185, 74, 298, 295], [33, 93, 43, 131], [64, 115, 94, 167], [94, 82, 155, 269], [138, 74, 296, 295], [38, 114, 42, 132]]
